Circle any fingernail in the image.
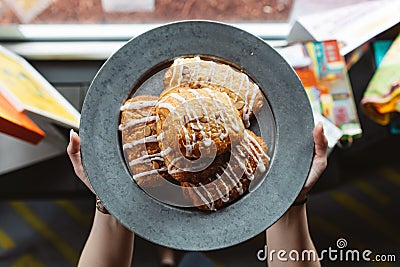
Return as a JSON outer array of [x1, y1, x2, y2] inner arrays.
[[70, 129, 74, 141]]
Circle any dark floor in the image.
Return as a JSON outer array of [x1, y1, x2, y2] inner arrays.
[[0, 155, 399, 266]]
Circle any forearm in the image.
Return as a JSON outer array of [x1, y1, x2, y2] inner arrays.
[[78, 209, 135, 267], [266, 204, 320, 267]]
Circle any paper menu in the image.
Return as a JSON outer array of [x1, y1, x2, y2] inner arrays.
[[287, 0, 400, 56]]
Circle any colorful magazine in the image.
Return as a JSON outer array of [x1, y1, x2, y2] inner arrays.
[[277, 40, 362, 140], [0, 45, 80, 129]]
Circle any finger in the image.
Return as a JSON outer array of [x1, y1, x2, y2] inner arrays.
[[67, 129, 82, 169], [313, 122, 328, 159]]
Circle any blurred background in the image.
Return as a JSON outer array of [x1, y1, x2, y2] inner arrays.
[[0, 0, 399, 266]]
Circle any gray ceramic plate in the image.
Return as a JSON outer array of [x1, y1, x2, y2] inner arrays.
[[80, 20, 314, 251]]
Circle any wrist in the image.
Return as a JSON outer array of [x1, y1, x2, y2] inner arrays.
[[292, 196, 307, 206], [295, 189, 308, 203], [270, 201, 307, 231], [93, 197, 132, 233]]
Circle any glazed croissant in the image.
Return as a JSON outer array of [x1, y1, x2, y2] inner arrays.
[[119, 57, 270, 211]]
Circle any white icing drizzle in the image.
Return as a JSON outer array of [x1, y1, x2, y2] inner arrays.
[[168, 169, 185, 175], [159, 93, 194, 156], [171, 93, 207, 143], [203, 138, 212, 147], [241, 76, 252, 127], [200, 183, 216, 210], [217, 110, 229, 140], [157, 102, 176, 112], [158, 96, 192, 157], [234, 73, 248, 102], [236, 145, 247, 158], [168, 92, 186, 103], [224, 164, 244, 195], [129, 156, 164, 166], [243, 83, 260, 127], [221, 92, 242, 132], [203, 87, 242, 142], [120, 100, 158, 111], [221, 65, 231, 87], [169, 92, 206, 139], [214, 174, 230, 202], [192, 56, 201, 81], [187, 90, 209, 116], [229, 67, 234, 90], [246, 172, 255, 181], [167, 156, 183, 173], [182, 56, 202, 83], [191, 123, 196, 142], [123, 134, 164, 150], [182, 126, 192, 157], [241, 142, 263, 173], [123, 135, 155, 150], [188, 93, 212, 146], [249, 84, 259, 110], [161, 89, 220, 157], [241, 131, 270, 174], [244, 131, 270, 161], [206, 61, 217, 82], [192, 183, 215, 211], [201, 88, 225, 140], [128, 148, 171, 167], [245, 73, 251, 99], [131, 167, 167, 180], [169, 58, 184, 87], [161, 146, 172, 156], [233, 153, 253, 178], [118, 116, 158, 131], [177, 59, 185, 85]]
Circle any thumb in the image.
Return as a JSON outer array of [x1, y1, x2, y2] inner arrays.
[[313, 122, 328, 160], [67, 129, 82, 170], [67, 129, 95, 194]]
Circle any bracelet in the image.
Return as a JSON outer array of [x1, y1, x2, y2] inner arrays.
[[292, 197, 307, 206], [96, 196, 110, 214]]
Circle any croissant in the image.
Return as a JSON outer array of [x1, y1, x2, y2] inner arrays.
[[119, 95, 176, 188], [163, 56, 265, 128]]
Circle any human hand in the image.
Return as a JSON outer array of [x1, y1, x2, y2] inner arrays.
[[296, 123, 328, 202], [67, 129, 94, 194]]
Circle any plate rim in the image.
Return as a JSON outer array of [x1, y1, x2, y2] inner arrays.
[[80, 20, 314, 251]]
